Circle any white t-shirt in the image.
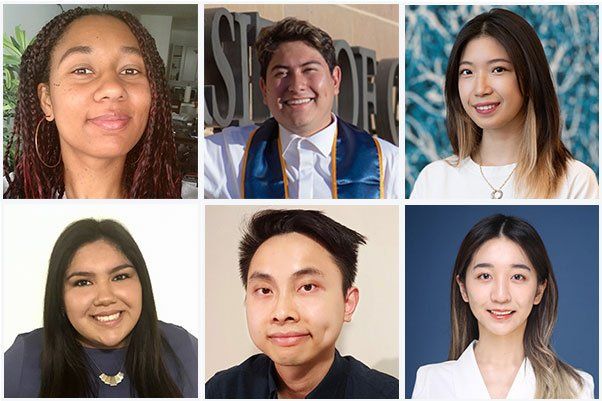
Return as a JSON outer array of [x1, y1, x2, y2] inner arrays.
[[410, 157, 599, 199], [204, 116, 400, 199], [412, 340, 594, 399]]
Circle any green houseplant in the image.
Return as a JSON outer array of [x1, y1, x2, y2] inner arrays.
[[3, 25, 31, 170]]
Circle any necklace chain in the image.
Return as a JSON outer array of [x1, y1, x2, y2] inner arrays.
[[478, 161, 516, 199], [87, 356, 125, 387]]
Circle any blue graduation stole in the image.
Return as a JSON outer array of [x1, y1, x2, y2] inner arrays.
[[241, 117, 383, 199]]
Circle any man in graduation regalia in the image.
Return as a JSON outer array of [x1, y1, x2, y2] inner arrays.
[[204, 17, 399, 199]]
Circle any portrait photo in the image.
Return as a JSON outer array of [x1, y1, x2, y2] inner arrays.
[[3, 4, 198, 198], [2, 202, 200, 397], [205, 205, 399, 398], [405, 5, 599, 199], [204, 4, 400, 199], [405, 205, 598, 398]]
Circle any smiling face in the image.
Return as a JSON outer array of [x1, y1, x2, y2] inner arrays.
[[259, 41, 341, 137], [457, 237, 546, 339], [245, 232, 358, 368], [38, 15, 151, 162], [63, 239, 142, 349], [458, 35, 525, 135]]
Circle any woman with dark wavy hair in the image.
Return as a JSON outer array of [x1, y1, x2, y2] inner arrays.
[[4, 219, 198, 397], [412, 214, 593, 399], [3, 7, 193, 198]]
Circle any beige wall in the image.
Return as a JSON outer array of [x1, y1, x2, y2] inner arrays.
[[205, 205, 399, 380], [205, 4, 399, 60]]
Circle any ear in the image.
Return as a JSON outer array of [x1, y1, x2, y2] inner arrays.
[[259, 77, 268, 106], [331, 65, 341, 96], [534, 279, 547, 305], [456, 275, 469, 303], [343, 286, 359, 322], [37, 83, 54, 121]]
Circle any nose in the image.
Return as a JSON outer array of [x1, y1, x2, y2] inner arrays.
[[474, 72, 493, 97], [93, 280, 117, 306], [491, 278, 511, 303], [271, 290, 299, 324], [287, 70, 307, 93], [93, 73, 127, 102]]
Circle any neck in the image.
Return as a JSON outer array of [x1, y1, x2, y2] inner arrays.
[[62, 153, 126, 199], [282, 115, 334, 138], [474, 326, 526, 367], [477, 120, 524, 166], [275, 349, 335, 399]]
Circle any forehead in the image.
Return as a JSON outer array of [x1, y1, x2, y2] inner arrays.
[[268, 40, 328, 67], [461, 35, 511, 61], [51, 15, 139, 57], [248, 232, 342, 281], [472, 237, 530, 266], [67, 239, 130, 273]]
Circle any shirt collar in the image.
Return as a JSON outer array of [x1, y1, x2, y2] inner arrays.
[[278, 114, 337, 158], [267, 349, 347, 398]]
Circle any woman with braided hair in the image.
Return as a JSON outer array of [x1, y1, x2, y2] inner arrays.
[[3, 7, 192, 198]]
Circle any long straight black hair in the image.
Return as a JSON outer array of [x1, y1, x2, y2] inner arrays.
[[40, 219, 182, 397]]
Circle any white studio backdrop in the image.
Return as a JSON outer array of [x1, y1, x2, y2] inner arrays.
[[2, 201, 200, 352]]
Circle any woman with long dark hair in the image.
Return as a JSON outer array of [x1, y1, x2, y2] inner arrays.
[[412, 214, 593, 398], [410, 8, 598, 199], [3, 7, 193, 198], [4, 219, 197, 397]]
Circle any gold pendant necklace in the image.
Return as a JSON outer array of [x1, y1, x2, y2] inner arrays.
[[478, 162, 516, 199], [98, 371, 125, 386]]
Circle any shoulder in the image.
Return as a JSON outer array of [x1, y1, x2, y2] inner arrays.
[[412, 360, 457, 398], [563, 159, 599, 199], [343, 354, 399, 398], [181, 181, 198, 199], [205, 125, 256, 149], [159, 321, 197, 351], [205, 354, 271, 398], [4, 328, 44, 397], [575, 369, 595, 399], [410, 157, 463, 198], [375, 137, 398, 158]]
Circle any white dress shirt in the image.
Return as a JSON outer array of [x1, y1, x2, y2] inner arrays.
[[410, 157, 599, 199], [204, 116, 400, 199], [412, 341, 594, 399]]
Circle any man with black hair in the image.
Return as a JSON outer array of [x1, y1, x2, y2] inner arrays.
[[205, 17, 399, 199], [206, 209, 398, 398]]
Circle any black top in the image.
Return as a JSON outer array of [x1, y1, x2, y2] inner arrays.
[[205, 350, 399, 399]]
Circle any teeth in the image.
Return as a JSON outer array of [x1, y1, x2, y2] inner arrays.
[[490, 310, 513, 316], [95, 312, 120, 322], [476, 104, 496, 111], [287, 98, 312, 105]]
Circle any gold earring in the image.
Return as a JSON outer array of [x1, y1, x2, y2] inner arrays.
[[34, 117, 61, 168]]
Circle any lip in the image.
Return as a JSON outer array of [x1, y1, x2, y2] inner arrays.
[[87, 113, 131, 131], [90, 310, 124, 327], [267, 331, 310, 347], [473, 102, 500, 115], [487, 309, 515, 320], [281, 97, 315, 108]]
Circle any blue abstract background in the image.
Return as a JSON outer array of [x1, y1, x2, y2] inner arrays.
[[405, 5, 599, 197]]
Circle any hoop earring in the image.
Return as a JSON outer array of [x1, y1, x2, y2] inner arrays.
[[34, 117, 61, 168]]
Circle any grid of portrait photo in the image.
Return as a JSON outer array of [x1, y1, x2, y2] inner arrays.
[[1, 2, 600, 400]]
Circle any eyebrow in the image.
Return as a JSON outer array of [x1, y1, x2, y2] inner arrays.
[[269, 60, 322, 72], [459, 58, 513, 66], [247, 267, 325, 283], [65, 264, 135, 281], [58, 45, 142, 65], [472, 263, 531, 271]]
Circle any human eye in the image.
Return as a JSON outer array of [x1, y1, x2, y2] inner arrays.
[[512, 273, 526, 281], [299, 283, 317, 293], [112, 273, 131, 281], [73, 279, 92, 287], [273, 69, 287, 78], [72, 67, 93, 75], [254, 287, 272, 296], [120, 67, 143, 76], [477, 272, 491, 280], [492, 66, 508, 74], [459, 68, 472, 76]]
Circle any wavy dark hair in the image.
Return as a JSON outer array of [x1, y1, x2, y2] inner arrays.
[[450, 214, 583, 398], [3, 7, 181, 198], [445, 8, 572, 198], [41, 218, 182, 397]]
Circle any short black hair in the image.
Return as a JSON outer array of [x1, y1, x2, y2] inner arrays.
[[239, 209, 366, 294]]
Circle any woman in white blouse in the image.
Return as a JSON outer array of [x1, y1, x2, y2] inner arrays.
[[410, 8, 598, 199], [412, 214, 594, 399]]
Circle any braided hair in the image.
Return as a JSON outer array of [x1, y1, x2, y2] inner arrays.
[[4, 7, 181, 198]]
